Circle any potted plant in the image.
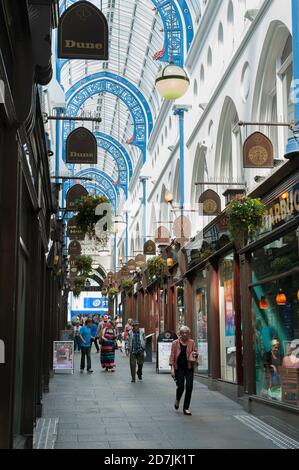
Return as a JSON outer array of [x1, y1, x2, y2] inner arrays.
[[120, 279, 134, 295], [72, 276, 87, 298], [226, 196, 266, 249], [74, 195, 111, 238], [75, 255, 92, 276], [108, 287, 119, 299], [146, 256, 167, 283]]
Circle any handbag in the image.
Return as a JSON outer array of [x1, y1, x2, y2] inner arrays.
[[188, 351, 198, 364], [113, 339, 119, 350]]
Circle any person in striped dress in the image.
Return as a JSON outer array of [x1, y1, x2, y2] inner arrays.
[[100, 321, 117, 371]]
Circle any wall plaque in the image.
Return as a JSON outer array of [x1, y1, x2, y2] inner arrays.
[[243, 132, 273, 168], [66, 185, 88, 211], [199, 190, 221, 216], [66, 128, 97, 164], [58, 1, 109, 60]]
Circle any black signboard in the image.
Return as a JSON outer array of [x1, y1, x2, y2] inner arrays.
[[58, 1, 109, 60], [66, 185, 88, 211], [68, 240, 82, 256], [67, 217, 85, 241], [66, 128, 97, 164]]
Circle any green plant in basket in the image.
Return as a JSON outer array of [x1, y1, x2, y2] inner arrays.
[[226, 197, 266, 248], [108, 287, 119, 298], [74, 195, 111, 238], [146, 256, 167, 282], [120, 279, 134, 295], [75, 255, 92, 276]]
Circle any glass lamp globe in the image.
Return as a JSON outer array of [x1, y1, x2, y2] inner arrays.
[[155, 64, 190, 100]]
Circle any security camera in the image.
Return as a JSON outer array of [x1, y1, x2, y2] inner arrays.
[[254, 175, 266, 183]]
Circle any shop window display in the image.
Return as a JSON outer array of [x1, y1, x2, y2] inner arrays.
[[194, 271, 208, 374], [218, 253, 237, 382], [252, 229, 299, 407]]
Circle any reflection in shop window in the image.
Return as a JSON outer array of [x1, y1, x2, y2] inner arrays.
[[252, 229, 299, 407], [219, 253, 237, 382]]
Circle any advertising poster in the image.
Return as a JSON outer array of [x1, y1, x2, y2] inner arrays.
[[197, 341, 208, 372], [157, 342, 172, 372], [53, 341, 74, 372], [224, 279, 235, 345]]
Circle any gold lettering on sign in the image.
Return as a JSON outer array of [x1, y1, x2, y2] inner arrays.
[[274, 204, 281, 224], [294, 189, 299, 211], [70, 152, 94, 158], [65, 40, 103, 50]]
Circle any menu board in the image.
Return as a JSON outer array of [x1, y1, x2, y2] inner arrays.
[[157, 342, 172, 373]]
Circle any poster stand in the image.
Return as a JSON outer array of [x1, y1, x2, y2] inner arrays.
[[156, 331, 178, 374], [53, 341, 74, 375]]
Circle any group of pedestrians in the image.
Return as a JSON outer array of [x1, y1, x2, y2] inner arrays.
[[75, 315, 198, 416]]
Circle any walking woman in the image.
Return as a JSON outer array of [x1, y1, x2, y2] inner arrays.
[[169, 326, 198, 416], [100, 321, 117, 372]]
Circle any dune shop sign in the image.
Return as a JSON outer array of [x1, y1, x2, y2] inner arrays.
[[243, 132, 273, 168], [199, 190, 221, 216], [58, 1, 109, 60], [66, 128, 97, 164], [66, 185, 88, 211]]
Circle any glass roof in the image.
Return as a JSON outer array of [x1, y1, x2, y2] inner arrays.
[[59, 0, 164, 167], [57, 0, 195, 189]]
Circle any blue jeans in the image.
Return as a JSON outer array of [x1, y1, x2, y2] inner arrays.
[[74, 336, 81, 351], [80, 347, 91, 370]]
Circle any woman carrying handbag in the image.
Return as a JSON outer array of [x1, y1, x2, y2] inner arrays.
[[169, 326, 198, 416]]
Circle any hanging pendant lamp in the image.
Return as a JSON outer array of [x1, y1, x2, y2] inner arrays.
[[259, 296, 269, 310], [276, 289, 287, 306], [155, 63, 190, 100]]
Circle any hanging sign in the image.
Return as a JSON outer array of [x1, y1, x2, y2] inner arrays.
[[243, 132, 273, 168], [155, 226, 170, 244], [66, 185, 88, 211], [127, 259, 136, 271], [66, 128, 97, 164], [173, 216, 191, 239], [68, 240, 82, 256], [199, 190, 221, 216], [58, 1, 109, 60], [120, 266, 130, 280], [135, 254, 146, 267], [67, 217, 85, 241], [144, 240, 156, 256]]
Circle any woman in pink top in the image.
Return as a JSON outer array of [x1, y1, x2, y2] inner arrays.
[[169, 326, 197, 416]]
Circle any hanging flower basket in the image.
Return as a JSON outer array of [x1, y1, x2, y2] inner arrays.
[[226, 196, 266, 249], [72, 276, 87, 298], [108, 287, 119, 299], [120, 279, 134, 295], [146, 256, 167, 283], [74, 195, 111, 238], [75, 255, 92, 276]]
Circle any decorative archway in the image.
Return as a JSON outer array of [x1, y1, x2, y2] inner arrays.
[[64, 72, 153, 162]]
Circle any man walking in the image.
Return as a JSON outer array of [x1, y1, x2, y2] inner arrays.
[[79, 319, 94, 373], [125, 320, 146, 382], [90, 319, 100, 353]]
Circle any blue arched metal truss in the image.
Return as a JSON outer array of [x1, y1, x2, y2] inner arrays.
[[62, 168, 119, 212], [153, 0, 193, 66], [57, 1, 193, 71], [94, 132, 133, 198], [64, 72, 153, 163]]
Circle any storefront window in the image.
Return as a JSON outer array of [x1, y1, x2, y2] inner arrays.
[[194, 271, 208, 374], [252, 229, 299, 407], [177, 285, 185, 330], [219, 253, 237, 382]]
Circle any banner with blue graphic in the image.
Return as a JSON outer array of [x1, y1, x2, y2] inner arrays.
[[71, 310, 107, 319], [84, 298, 108, 309]]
